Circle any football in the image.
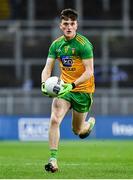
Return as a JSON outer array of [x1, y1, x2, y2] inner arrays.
[[45, 76, 64, 97]]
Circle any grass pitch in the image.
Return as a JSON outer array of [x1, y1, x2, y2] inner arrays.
[[0, 140, 133, 179]]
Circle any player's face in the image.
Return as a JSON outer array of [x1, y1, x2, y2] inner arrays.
[[60, 19, 78, 40]]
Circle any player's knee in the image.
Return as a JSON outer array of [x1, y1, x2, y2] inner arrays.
[[51, 115, 60, 127]]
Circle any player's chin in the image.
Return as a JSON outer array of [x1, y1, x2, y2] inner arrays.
[[65, 33, 74, 39]]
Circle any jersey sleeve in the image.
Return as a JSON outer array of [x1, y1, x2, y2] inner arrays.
[[47, 41, 57, 59], [80, 42, 93, 59]]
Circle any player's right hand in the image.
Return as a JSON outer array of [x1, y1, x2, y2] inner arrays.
[[41, 82, 49, 96]]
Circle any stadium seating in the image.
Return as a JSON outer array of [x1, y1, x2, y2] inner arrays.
[[0, 0, 133, 115]]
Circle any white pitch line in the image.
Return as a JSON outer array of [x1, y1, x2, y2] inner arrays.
[[62, 163, 89, 166]]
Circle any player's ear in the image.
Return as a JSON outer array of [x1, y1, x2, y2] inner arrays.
[[75, 21, 78, 29], [59, 22, 62, 31]]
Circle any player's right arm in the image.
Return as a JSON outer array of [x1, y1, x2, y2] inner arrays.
[[41, 40, 57, 95], [41, 58, 55, 96], [41, 58, 55, 83], [41, 39, 57, 83]]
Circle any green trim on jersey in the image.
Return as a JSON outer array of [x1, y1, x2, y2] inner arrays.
[[47, 33, 95, 93], [48, 33, 93, 60]]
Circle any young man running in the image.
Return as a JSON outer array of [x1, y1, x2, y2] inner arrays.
[[41, 8, 95, 173]]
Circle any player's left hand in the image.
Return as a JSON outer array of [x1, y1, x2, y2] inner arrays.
[[58, 83, 75, 97]]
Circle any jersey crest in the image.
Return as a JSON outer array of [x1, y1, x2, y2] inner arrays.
[[60, 55, 73, 67]]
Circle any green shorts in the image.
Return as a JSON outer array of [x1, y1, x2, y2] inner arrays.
[[60, 92, 93, 113]]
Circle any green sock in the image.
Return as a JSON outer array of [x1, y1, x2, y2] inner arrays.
[[50, 149, 58, 159]]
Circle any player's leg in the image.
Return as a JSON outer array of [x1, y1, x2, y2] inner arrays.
[[72, 110, 95, 137], [72, 110, 88, 135], [45, 98, 71, 173], [49, 98, 71, 149], [79, 117, 95, 139], [71, 92, 95, 138]]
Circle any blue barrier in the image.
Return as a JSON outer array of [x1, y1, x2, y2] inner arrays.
[[0, 115, 133, 140], [96, 116, 133, 139], [0, 116, 18, 140]]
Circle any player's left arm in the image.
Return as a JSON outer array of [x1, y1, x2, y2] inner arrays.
[[74, 58, 94, 86]]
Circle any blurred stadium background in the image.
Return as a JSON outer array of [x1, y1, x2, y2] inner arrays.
[[0, 0, 133, 141]]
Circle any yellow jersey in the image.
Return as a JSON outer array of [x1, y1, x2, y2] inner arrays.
[[48, 33, 95, 93]]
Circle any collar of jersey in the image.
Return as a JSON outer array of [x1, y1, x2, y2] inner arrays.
[[63, 33, 77, 43]]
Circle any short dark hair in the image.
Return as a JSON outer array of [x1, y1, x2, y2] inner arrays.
[[60, 8, 78, 21]]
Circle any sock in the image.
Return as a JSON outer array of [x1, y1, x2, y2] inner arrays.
[[50, 149, 58, 160]]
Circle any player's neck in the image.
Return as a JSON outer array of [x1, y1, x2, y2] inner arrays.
[[64, 33, 77, 41]]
